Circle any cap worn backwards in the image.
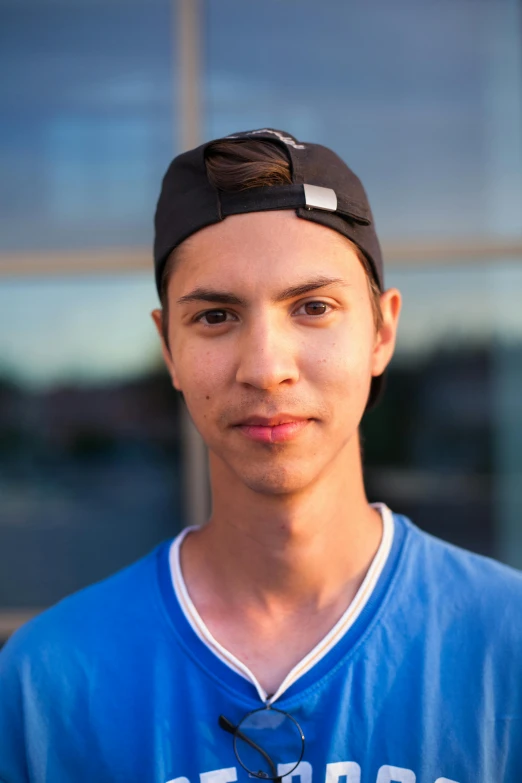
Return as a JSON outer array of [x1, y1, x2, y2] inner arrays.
[[154, 128, 383, 295]]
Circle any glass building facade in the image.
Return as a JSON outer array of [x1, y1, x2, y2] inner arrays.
[[1, 0, 521, 639]]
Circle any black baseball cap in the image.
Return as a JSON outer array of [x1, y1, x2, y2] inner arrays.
[[154, 128, 386, 409]]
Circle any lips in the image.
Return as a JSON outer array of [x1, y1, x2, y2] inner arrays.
[[237, 415, 310, 427], [234, 415, 312, 444]]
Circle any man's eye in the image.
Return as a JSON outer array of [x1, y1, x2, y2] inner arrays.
[[298, 301, 329, 316], [197, 309, 231, 325]]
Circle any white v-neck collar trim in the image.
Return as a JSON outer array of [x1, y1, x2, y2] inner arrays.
[[169, 503, 394, 704]]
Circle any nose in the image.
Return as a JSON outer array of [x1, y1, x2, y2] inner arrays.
[[235, 317, 300, 390]]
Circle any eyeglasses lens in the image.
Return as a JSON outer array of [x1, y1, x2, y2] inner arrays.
[[234, 708, 304, 779]]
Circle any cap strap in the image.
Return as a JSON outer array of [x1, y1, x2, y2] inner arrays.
[[220, 184, 370, 224], [220, 185, 304, 216]]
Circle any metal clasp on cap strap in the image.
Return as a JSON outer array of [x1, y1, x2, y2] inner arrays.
[[303, 184, 337, 212]]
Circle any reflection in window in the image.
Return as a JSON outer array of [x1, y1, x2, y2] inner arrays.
[[362, 262, 522, 570], [0, 0, 174, 252], [0, 276, 182, 611]]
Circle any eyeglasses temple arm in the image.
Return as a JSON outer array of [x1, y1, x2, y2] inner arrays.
[[218, 715, 278, 778]]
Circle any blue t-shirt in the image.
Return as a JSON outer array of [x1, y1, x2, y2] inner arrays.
[[1, 513, 521, 783]]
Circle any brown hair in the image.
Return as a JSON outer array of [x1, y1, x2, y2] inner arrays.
[[160, 139, 383, 343]]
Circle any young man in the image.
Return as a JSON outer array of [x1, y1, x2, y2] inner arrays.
[[1, 129, 521, 783]]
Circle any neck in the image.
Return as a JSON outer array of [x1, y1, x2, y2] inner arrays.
[[181, 434, 383, 614]]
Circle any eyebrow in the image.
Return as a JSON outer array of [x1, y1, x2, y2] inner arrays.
[[176, 276, 350, 306]]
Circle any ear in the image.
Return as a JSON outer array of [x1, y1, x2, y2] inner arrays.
[[151, 309, 182, 391], [371, 288, 402, 377]]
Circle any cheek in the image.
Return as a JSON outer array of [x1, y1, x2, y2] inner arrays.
[[306, 321, 375, 392], [173, 340, 233, 400]]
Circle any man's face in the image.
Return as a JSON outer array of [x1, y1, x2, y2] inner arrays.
[[153, 211, 400, 496]]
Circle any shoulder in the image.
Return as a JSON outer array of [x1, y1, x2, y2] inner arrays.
[[0, 541, 170, 676], [401, 514, 522, 590], [389, 515, 522, 722], [0, 542, 172, 775], [395, 514, 522, 632]]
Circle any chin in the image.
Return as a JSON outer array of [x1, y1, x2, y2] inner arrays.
[[235, 461, 319, 496]]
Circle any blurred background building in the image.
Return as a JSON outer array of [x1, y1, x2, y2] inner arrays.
[[1, 0, 522, 642]]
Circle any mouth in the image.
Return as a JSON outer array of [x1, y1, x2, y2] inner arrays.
[[234, 415, 313, 444]]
